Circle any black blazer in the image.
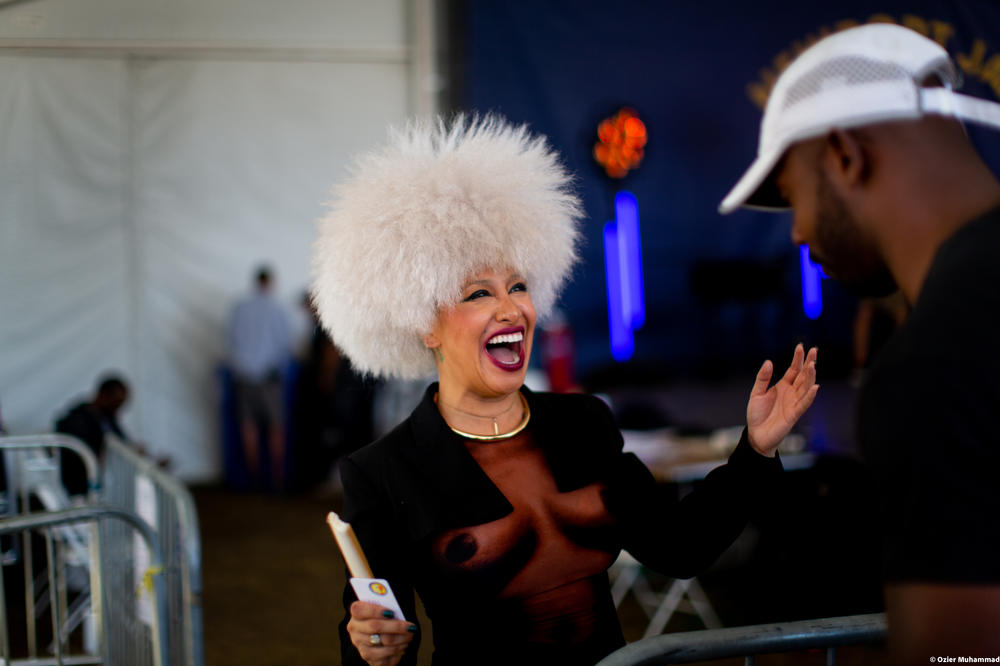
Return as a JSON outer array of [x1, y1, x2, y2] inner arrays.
[[338, 384, 782, 665]]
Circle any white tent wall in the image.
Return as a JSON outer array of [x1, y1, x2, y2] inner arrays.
[[0, 0, 407, 46], [0, 0, 431, 481], [0, 54, 132, 441]]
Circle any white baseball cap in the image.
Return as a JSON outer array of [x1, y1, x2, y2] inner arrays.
[[719, 23, 1000, 214]]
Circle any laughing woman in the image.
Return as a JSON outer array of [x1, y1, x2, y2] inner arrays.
[[311, 116, 818, 666]]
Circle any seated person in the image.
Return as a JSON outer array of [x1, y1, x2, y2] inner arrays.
[[55, 374, 166, 494]]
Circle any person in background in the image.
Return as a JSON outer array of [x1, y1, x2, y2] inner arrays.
[[293, 293, 375, 490], [719, 23, 1000, 663], [55, 375, 131, 495], [227, 265, 292, 490], [313, 115, 818, 666]]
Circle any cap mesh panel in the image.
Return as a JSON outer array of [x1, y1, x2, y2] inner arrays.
[[781, 56, 913, 112]]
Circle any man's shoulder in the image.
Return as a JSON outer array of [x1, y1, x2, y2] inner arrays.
[[64, 401, 90, 416], [231, 295, 254, 312], [886, 212, 1000, 361], [56, 402, 94, 427], [233, 293, 283, 311], [924, 207, 1000, 300]]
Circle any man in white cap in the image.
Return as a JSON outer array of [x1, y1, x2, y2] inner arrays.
[[720, 23, 1000, 663]]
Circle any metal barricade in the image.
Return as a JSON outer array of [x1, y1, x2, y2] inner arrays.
[[0, 435, 101, 502], [596, 613, 887, 665], [0, 505, 169, 666], [0, 436, 102, 663], [0, 434, 202, 666], [101, 437, 203, 666]]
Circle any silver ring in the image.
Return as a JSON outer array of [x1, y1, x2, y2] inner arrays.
[[369, 633, 382, 647]]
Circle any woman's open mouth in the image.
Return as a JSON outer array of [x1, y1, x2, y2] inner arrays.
[[484, 328, 525, 371]]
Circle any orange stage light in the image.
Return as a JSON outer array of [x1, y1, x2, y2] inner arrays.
[[594, 108, 647, 178]]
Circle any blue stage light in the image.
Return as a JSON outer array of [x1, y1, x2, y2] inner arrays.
[[604, 222, 634, 361], [800, 244, 824, 319], [604, 191, 645, 361], [615, 191, 645, 329]]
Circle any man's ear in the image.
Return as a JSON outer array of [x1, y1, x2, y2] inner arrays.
[[422, 332, 439, 349], [824, 128, 870, 190]]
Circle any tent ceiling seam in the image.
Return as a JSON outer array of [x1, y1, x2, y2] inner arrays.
[[0, 41, 410, 63]]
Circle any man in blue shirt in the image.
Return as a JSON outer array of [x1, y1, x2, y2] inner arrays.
[[228, 266, 292, 490]]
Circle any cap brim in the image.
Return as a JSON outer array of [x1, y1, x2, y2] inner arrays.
[[718, 147, 791, 214]]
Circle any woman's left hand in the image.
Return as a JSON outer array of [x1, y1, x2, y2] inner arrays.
[[746, 343, 819, 457]]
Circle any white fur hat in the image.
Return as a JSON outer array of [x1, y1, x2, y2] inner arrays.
[[310, 115, 583, 379]]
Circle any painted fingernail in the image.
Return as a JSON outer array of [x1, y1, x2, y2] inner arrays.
[[407, 624, 418, 633], [382, 610, 395, 618]]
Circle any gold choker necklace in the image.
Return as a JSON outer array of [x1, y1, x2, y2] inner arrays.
[[444, 392, 531, 441]]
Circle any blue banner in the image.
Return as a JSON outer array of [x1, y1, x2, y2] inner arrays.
[[464, 1, 1000, 379]]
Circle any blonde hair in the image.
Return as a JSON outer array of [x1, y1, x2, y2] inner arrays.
[[310, 115, 583, 379]]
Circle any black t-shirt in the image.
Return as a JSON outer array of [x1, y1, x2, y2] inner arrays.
[[55, 402, 125, 495], [859, 205, 1000, 583]]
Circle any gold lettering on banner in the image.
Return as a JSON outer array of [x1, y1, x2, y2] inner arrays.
[[983, 55, 1000, 97], [747, 14, 999, 109], [773, 49, 793, 72], [834, 19, 861, 32], [747, 81, 769, 110], [746, 29, 830, 109], [929, 20, 954, 48], [958, 39, 987, 75], [902, 14, 929, 37], [790, 28, 831, 59], [867, 13, 896, 24], [956, 39, 1000, 97]]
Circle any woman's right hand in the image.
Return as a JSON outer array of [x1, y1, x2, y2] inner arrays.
[[347, 601, 417, 666]]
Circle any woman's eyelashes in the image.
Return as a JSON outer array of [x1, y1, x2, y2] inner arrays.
[[463, 289, 490, 302], [462, 283, 527, 302]]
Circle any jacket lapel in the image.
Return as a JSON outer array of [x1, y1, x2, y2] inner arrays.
[[528, 388, 616, 492], [401, 384, 513, 541], [396, 384, 614, 542]]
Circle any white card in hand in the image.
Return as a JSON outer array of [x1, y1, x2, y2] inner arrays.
[[350, 578, 406, 621]]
